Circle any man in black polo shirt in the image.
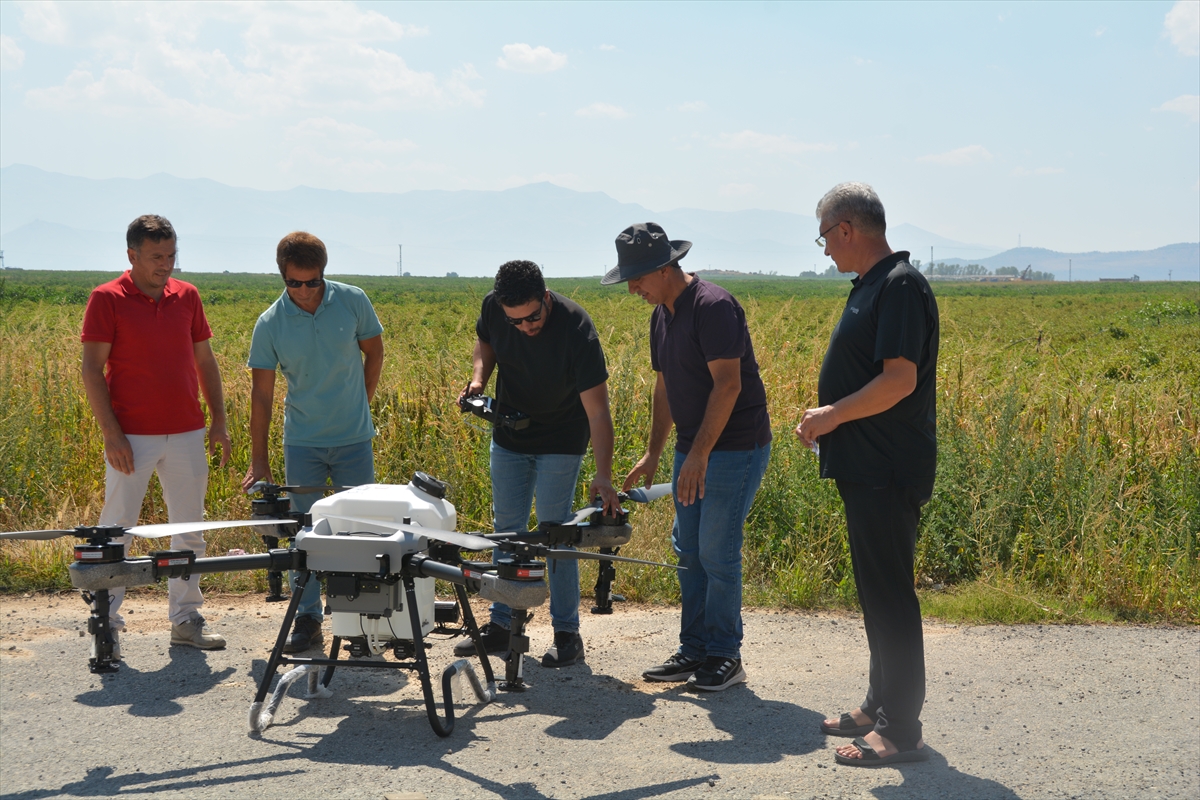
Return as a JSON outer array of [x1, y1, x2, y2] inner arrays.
[[603, 222, 772, 693], [455, 260, 619, 667], [797, 182, 939, 766]]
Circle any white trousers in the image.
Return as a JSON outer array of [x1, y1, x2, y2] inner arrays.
[[97, 428, 209, 628]]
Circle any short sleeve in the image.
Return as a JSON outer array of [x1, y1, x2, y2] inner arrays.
[[874, 272, 929, 366], [476, 295, 495, 344], [574, 331, 609, 393], [246, 316, 278, 370], [189, 290, 213, 343], [695, 296, 746, 362], [353, 291, 384, 340], [81, 289, 116, 343]]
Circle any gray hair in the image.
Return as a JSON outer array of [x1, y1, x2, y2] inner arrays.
[[815, 182, 887, 237]]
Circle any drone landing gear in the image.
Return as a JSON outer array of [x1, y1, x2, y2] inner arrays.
[[590, 547, 626, 614], [250, 572, 495, 738], [81, 588, 119, 674], [499, 608, 532, 691]]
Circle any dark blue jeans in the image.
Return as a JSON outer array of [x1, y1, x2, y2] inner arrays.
[[671, 442, 770, 660], [285, 440, 375, 621]]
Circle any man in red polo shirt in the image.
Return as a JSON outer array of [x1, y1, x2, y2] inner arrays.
[[81, 214, 232, 657]]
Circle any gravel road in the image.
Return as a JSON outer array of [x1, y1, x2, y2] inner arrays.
[[1, 593, 1196, 800]]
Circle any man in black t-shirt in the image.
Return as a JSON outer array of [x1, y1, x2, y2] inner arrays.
[[603, 222, 772, 693], [454, 260, 618, 667], [797, 182, 939, 768]]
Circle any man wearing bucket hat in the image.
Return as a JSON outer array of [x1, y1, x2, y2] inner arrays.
[[604, 222, 772, 692]]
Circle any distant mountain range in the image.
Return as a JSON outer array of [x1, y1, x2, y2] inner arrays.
[[1, 164, 1195, 280]]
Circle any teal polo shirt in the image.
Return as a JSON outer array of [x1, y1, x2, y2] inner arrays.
[[247, 280, 384, 448]]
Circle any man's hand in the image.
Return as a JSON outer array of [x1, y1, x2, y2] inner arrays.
[[458, 380, 485, 404], [208, 420, 231, 468], [589, 476, 621, 516], [103, 429, 135, 475], [622, 453, 660, 494], [797, 405, 840, 447], [675, 449, 708, 507], [241, 459, 273, 493]]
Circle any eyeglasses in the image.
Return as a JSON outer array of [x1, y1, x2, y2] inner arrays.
[[284, 277, 324, 289], [504, 298, 547, 326], [816, 220, 849, 248]]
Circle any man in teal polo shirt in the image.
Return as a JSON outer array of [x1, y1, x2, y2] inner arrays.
[[241, 231, 385, 653]]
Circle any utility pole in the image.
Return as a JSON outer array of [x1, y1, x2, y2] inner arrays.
[[397, 245, 402, 277]]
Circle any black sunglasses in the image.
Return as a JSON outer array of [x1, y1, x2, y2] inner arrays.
[[283, 277, 324, 289], [504, 297, 547, 326]]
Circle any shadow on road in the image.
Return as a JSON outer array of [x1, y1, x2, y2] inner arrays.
[[869, 748, 1022, 800], [73, 647, 235, 717]]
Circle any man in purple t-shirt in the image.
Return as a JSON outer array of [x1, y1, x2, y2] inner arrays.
[[602, 222, 771, 692]]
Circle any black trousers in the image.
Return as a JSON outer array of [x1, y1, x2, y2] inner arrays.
[[836, 479, 931, 751]]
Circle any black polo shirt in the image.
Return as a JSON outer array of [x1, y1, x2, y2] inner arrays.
[[649, 277, 772, 454], [817, 252, 939, 487], [477, 290, 608, 455]]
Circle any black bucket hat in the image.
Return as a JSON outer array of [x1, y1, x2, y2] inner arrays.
[[600, 222, 691, 285]]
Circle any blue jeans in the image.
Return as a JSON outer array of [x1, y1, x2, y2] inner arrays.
[[488, 441, 585, 633], [285, 440, 375, 621], [672, 443, 770, 660]]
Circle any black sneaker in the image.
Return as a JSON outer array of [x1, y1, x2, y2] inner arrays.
[[453, 621, 510, 657], [541, 631, 585, 667], [282, 615, 324, 654], [687, 656, 746, 692], [642, 652, 705, 682]]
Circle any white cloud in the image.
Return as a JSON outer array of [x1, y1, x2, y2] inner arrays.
[[1156, 93, 1200, 122], [1012, 166, 1066, 176], [711, 130, 834, 154], [677, 101, 707, 112], [285, 117, 417, 154], [1094, 26, 1106, 37], [280, 117, 419, 178], [0, 34, 25, 69], [497, 43, 567, 73], [719, 183, 756, 197], [576, 102, 629, 119], [598, 44, 616, 51], [1164, 1, 1199, 56], [918, 144, 994, 166], [16, 2, 471, 123]]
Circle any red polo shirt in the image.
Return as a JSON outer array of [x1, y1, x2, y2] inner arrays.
[[81, 272, 212, 435]]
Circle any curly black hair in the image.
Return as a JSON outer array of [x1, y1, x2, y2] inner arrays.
[[493, 260, 545, 307]]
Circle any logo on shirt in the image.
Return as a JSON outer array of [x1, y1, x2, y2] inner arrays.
[[849, 306, 860, 314]]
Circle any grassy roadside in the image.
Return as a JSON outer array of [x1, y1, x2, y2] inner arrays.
[[2, 273, 1197, 624]]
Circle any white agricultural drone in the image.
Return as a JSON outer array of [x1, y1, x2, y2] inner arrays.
[[0, 396, 674, 738]]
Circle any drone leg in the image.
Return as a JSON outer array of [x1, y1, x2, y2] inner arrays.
[[500, 609, 530, 692], [84, 589, 119, 674], [455, 583, 495, 687], [404, 574, 455, 737], [321, 636, 342, 688], [253, 570, 310, 706], [591, 547, 619, 615]]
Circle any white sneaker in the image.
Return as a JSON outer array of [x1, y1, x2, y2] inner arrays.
[[170, 615, 226, 649]]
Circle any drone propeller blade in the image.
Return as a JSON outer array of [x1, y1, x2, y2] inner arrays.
[[321, 515, 496, 552], [624, 483, 673, 504], [543, 549, 682, 570], [0, 529, 78, 541], [566, 505, 599, 527], [126, 519, 296, 538]]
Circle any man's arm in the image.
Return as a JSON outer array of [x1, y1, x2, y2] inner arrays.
[[241, 368, 277, 491], [796, 357, 917, 446], [193, 339, 231, 468], [675, 357, 741, 506], [81, 341, 134, 475], [579, 382, 619, 514], [358, 334, 384, 402], [460, 338, 497, 400], [621, 371, 674, 492]]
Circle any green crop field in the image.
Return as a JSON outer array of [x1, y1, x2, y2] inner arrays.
[[2, 269, 1197, 623]]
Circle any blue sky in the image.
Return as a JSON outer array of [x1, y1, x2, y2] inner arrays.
[[1, 0, 1197, 255]]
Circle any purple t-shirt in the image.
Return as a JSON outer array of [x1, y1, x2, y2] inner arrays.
[[649, 277, 771, 454]]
